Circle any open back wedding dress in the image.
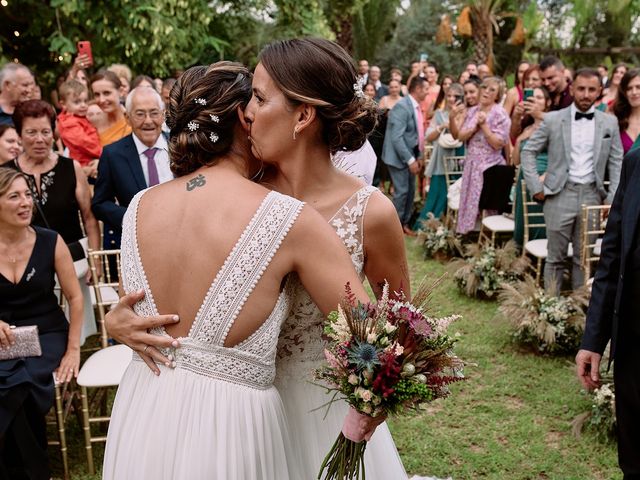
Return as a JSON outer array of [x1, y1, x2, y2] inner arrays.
[[103, 189, 305, 480]]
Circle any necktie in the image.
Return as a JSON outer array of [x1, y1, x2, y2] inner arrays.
[[575, 111, 594, 121], [143, 148, 160, 186], [416, 106, 425, 152]]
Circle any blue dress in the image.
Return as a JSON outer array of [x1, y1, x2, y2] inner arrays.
[[0, 227, 68, 480]]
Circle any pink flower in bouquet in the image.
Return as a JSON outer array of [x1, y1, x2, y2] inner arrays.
[[409, 316, 433, 337], [324, 349, 346, 370]]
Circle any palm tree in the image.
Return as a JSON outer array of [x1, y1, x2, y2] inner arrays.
[[457, 0, 511, 69]]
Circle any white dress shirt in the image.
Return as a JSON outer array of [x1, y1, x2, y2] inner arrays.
[[333, 140, 377, 185], [131, 133, 173, 186], [569, 104, 596, 184]]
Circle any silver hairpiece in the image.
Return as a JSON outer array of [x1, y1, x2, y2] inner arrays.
[[194, 98, 207, 106], [209, 132, 219, 143], [187, 121, 199, 132], [210, 114, 220, 123], [353, 77, 366, 99]]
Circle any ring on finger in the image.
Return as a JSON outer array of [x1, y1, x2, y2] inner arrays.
[[143, 345, 150, 353]]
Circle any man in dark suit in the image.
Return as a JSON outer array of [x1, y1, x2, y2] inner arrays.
[[92, 86, 172, 248], [382, 76, 427, 235], [577, 147, 640, 479], [368, 66, 389, 101], [522, 68, 622, 292]]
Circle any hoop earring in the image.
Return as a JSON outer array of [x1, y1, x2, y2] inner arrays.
[[250, 158, 265, 183]]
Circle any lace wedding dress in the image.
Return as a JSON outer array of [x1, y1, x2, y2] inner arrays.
[[275, 185, 409, 479], [103, 189, 305, 480]]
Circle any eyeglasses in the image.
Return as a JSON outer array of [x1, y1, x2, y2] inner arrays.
[[132, 110, 163, 121], [23, 129, 53, 138]]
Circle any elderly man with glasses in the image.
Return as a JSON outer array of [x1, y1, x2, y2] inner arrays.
[[92, 86, 171, 249]]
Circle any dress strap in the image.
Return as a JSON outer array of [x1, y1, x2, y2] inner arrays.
[[330, 186, 378, 262], [193, 191, 304, 346]]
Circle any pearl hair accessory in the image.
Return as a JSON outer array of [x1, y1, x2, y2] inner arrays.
[[353, 77, 366, 99], [209, 132, 219, 143], [210, 114, 220, 123], [194, 98, 207, 106], [187, 121, 199, 132]]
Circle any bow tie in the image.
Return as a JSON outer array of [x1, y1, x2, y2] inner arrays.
[[575, 111, 594, 121]]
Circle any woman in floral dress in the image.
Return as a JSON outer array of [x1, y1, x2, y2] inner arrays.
[[450, 76, 511, 235]]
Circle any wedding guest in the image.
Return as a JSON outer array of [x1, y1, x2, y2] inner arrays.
[[0, 168, 82, 480], [420, 64, 440, 127], [383, 76, 429, 235], [107, 64, 132, 102], [8, 100, 100, 252], [358, 59, 370, 83], [389, 68, 408, 96], [90, 71, 132, 146], [369, 66, 388, 100], [364, 82, 377, 99], [612, 69, 640, 155], [478, 63, 492, 80], [57, 80, 102, 178], [379, 79, 403, 111], [161, 78, 177, 106], [540, 56, 573, 110], [459, 70, 470, 84], [601, 63, 627, 109], [376, 79, 403, 188], [0, 64, 35, 125], [131, 75, 155, 90], [414, 83, 465, 226], [597, 64, 609, 86], [429, 75, 456, 116], [577, 146, 640, 479], [450, 76, 510, 235], [152, 77, 163, 93], [463, 77, 481, 108], [503, 60, 531, 116], [466, 62, 478, 76], [510, 64, 545, 140], [511, 86, 552, 246], [92, 87, 170, 249], [521, 68, 622, 292], [0, 125, 21, 165]]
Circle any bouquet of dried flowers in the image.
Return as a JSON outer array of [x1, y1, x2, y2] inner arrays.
[[315, 279, 464, 479]]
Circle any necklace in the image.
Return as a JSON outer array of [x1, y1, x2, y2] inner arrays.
[[1, 229, 29, 264]]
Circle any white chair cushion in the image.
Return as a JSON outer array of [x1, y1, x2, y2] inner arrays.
[[593, 238, 602, 256], [482, 215, 515, 232], [447, 178, 462, 210], [524, 240, 573, 259], [74, 259, 89, 278], [77, 344, 132, 388], [89, 286, 120, 305]]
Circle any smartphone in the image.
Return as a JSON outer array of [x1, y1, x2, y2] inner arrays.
[[420, 53, 428, 63], [77, 41, 94, 67], [454, 94, 464, 105], [523, 88, 534, 101]]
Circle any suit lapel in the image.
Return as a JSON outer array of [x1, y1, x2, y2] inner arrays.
[[592, 115, 604, 168], [561, 109, 572, 168], [123, 136, 147, 190]]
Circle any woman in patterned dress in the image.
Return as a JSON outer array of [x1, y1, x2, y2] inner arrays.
[[450, 76, 511, 235]]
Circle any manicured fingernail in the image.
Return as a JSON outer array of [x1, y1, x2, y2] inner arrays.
[[168, 354, 174, 361], [170, 361, 177, 368], [172, 315, 179, 322], [165, 362, 171, 367], [154, 370, 160, 376], [171, 340, 179, 348], [138, 289, 144, 295]]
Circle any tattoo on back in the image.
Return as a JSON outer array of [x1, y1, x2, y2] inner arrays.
[[186, 174, 206, 191]]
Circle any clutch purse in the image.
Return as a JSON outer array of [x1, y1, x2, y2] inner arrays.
[[0, 325, 42, 360]]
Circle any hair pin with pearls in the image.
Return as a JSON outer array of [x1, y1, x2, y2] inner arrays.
[[194, 98, 207, 106], [187, 121, 199, 132], [210, 114, 220, 123], [209, 132, 219, 143]]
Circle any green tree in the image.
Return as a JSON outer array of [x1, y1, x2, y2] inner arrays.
[[352, 0, 401, 61]]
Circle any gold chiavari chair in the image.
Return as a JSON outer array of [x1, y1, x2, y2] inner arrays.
[[443, 155, 465, 230], [580, 203, 610, 285], [87, 249, 121, 349]]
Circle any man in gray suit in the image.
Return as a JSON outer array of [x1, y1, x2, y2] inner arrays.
[[522, 68, 623, 293], [382, 76, 428, 235]]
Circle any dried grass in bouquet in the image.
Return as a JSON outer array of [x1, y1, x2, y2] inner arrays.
[[314, 278, 464, 479]]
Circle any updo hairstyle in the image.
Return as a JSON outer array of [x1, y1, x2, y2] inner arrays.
[[166, 61, 252, 177], [258, 38, 378, 154]]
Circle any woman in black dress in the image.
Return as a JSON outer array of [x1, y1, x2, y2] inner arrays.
[[0, 168, 83, 480], [8, 100, 100, 254]]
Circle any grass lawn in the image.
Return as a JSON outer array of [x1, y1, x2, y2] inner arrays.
[[55, 238, 618, 479], [388, 238, 619, 480]]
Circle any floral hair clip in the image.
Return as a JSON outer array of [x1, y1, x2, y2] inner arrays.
[[194, 98, 207, 106], [209, 132, 219, 143], [187, 121, 199, 132], [353, 77, 366, 99], [210, 114, 220, 123]]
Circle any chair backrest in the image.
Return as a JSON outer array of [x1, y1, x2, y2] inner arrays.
[[87, 249, 121, 349], [580, 204, 610, 283], [443, 155, 465, 187], [520, 180, 546, 245]]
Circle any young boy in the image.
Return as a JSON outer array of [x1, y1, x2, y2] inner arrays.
[[57, 79, 102, 178]]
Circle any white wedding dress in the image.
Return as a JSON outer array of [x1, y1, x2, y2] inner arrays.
[[103, 189, 305, 480], [275, 185, 409, 479]]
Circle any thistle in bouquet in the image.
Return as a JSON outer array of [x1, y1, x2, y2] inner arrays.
[[315, 278, 464, 480]]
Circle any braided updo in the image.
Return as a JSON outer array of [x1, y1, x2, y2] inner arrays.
[[166, 61, 252, 177], [258, 38, 378, 154]]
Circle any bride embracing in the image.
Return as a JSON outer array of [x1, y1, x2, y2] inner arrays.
[[107, 38, 410, 478], [102, 61, 376, 479]]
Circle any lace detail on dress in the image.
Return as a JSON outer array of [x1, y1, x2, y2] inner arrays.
[[121, 189, 303, 389], [276, 186, 378, 379]]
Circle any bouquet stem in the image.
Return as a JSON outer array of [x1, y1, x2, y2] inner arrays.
[[317, 433, 367, 480]]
